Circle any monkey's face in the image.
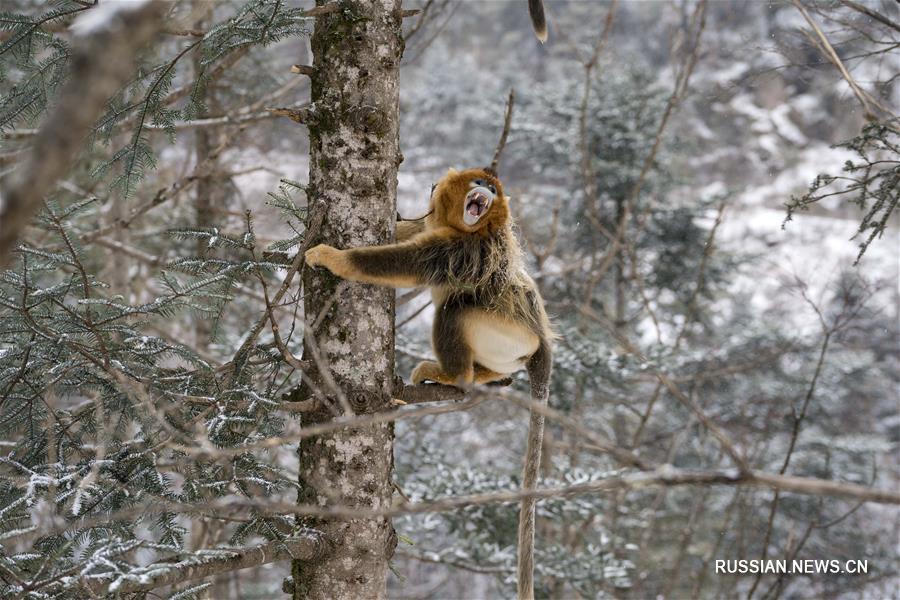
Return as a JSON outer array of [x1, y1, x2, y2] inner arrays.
[[430, 168, 509, 235]]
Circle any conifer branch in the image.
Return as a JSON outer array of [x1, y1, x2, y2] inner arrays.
[[0, 1, 169, 267], [85, 533, 329, 596]]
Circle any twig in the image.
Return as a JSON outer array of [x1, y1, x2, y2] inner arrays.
[[489, 89, 515, 173], [266, 106, 313, 124], [32, 466, 900, 541], [162, 27, 206, 37], [397, 287, 426, 307], [838, 0, 900, 36], [747, 300, 833, 599], [583, 0, 707, 294], [631, 199, 728, 445], [228, 209, 324, 377], [397, 299, 431, 329], [572, 0, 619, 260], [290, 64, 314, 76], [580, 303, 750, 472], [154, 106, 308, 130], [792, 0, 895, 121]]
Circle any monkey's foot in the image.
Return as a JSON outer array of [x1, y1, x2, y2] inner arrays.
[[411, 361, 465, 386], [473, 364, 511, 385]]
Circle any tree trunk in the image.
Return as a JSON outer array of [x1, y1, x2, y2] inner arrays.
[[613, 196, 626, 333], [191, 6, 220, 358], [290, 1, 403, 599]]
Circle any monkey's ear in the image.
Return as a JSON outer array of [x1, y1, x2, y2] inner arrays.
[[446, 167, 459, 177]]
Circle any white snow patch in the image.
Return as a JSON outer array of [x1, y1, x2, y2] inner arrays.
[[71, 0, 151, 36]]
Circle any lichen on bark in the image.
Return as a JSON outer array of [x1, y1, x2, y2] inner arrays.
[[290, 1, 403, 599]]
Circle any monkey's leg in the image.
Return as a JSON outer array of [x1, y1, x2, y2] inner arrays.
[[416, 299, 474, 387], [473, 364, 511, 384], [411, 362, 510, 386], [410, 360, 459, 385]]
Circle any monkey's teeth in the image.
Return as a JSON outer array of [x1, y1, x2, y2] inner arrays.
[[464, 187, 493, 223]]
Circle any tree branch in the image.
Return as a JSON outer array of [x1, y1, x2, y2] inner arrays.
[[266, 106, 313, 124], [394, 379, 467, 404], [489, 89, 515, 173], [86, 533, 329, 596], [839, 0, 900, 34], [793, 0, 896, 121]]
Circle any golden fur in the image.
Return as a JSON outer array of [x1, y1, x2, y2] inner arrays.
[[305, 167, 553, 600]]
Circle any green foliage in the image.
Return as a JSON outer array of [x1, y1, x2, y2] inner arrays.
[[0, 168, 310, 597], [0, 1, 85, 131], [0, 16, 316, 590], [1, 0, 312, 199], [785, 119, 899, 264]]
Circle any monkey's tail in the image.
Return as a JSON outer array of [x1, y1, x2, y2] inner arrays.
[[528, 0, 548, 43], [517, 339, 552, 600]]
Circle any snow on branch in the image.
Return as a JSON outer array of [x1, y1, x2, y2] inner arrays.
[[82, 532, 329, 596]]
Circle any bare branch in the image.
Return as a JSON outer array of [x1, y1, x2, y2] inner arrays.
[[792, 0, 896, 121], [266, 106, 313, 124], [839, 0, 900, 34], [489, 89, 515, 174], [10, 463, 897, 554], [583, 0, 707, 292], [291, 64, 315, 76]]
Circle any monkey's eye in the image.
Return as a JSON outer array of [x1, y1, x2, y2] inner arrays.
[[472, 179, 497, 195]]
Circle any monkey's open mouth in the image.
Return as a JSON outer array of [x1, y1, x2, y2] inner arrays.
[[463, 187, 493, 225]]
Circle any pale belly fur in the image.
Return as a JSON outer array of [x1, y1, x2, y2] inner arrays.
[[462, 309, 539, 374]]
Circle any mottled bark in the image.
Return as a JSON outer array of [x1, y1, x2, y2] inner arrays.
[[290, 1, 403, 599]]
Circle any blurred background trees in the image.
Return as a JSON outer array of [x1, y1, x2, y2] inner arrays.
[[0, 1, 897, 598]]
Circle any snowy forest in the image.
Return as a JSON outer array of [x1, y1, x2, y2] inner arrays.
[[0, 0, 897, 599]]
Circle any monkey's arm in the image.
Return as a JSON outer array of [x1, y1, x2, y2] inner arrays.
[[395, 219, 426, 242], [305, 230, 453, 288]]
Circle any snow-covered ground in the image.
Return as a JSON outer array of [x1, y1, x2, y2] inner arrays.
[[723, 206, 898, 331]]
